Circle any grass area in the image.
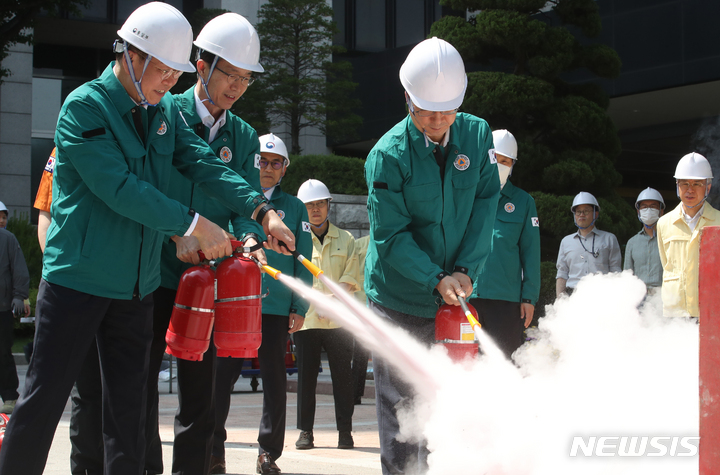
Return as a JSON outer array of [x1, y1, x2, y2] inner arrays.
[[11, 336, 33, 354]]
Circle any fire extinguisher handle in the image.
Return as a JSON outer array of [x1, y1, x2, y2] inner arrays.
[[277, 240, 300, 258]]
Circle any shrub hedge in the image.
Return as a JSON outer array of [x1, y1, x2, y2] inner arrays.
[[280, 154, 368, 197]]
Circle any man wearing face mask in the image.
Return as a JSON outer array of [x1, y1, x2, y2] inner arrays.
[[556, 192, 622, 297], [470, 130, 540, 359], [623, 188, 665, 294], [657, 152, 719, 318]]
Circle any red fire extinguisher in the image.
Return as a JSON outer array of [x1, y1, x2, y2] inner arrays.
[[0, 413, 9, 452], [214, 240, 265, 358], [165, 256, 216, 361], [435, 302, 480, 362]]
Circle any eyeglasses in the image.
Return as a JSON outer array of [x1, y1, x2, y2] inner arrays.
[[574, 209, 594, 216], [135, 52, 182, 81], [677, 181, 707, 190], [305, 200, 328, 210], [258, 159, 284, 170], [637, 204, 661, 210], [215, 66, 255, 86]]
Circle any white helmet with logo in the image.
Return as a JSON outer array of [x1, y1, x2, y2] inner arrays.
[[194, 13, 264, 73], [674, 152, 713, 180], [117, 2, 195, 73], [297, 179, 332, 203], [635, 187, 665, 210], [400, 37, 467, 112], [571, 192, 600, 212], [259, 133, 289, 165], [492, 130, 517, 160]]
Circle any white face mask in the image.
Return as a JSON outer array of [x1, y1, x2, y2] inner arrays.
[[638, 208, 661, 226], [498, 163, 513, 189]]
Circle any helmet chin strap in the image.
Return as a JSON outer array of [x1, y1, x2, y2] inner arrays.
[[677, 184, 709, 209], [405, 95, 431, 148], [574, 214, 596, 230], [122, 42, 152, 106], [199, 54, 219, 107]]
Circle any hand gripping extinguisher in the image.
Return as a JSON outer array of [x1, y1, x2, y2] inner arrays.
[[165, 253, 216, 361], [435, 299, 480, 362], [214, 239, 266, 358]]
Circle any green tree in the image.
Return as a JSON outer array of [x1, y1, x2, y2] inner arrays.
[[0, 0, 89, 82], [257, 0, 361, 154], [432, 0, 635, 262]]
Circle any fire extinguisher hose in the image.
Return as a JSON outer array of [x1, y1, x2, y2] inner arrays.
[[278, 240, 324, 278], [457, 296, 482, 331]]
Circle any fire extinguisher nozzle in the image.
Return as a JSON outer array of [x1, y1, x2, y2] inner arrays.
[[261, 264, 282, 280]]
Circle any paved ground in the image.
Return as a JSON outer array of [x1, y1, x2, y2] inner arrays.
[[10, 359, 382, 475]]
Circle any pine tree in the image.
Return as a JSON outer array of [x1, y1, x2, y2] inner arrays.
[[432, 0, 635, 260], [257, 0, 361, 154]]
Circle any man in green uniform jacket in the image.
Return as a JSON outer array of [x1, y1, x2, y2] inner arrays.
[[0, 5, 294, 475], [364, 38, 499, 474], [143, 13, 281, 475], [213, 133, 313, 475], [471, 130, 541, 359]]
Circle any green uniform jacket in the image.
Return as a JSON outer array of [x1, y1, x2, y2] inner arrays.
[[46, 63, 265, 300], [365, 113, 500, 319], [159, 86, 264, 290], [261, 186, 313, 317], [473, 181, 541, 305]]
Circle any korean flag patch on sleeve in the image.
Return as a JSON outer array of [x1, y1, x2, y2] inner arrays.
[[531, 217, 540, 227], [302, 221, 312, 233], [488, 148, 497, 164], [254, 153, 262, 169]]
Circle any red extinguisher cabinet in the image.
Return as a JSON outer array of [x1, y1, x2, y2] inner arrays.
[[166, 262, 216, 361], [435, 303, 480, 362], [214, 252, 264, 358]]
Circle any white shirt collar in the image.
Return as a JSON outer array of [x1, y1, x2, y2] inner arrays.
[[427, 128, 450, 147], [263, 186, 276, 200], [682, 203, 705, 231], [193, 88, 226, 135]]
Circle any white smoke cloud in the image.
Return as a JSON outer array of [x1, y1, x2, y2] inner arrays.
[[280, 271, 698, 474], [416, 271, 698, 475]]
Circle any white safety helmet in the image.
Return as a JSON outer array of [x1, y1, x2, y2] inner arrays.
[[492, 130, 517, 160], [571, 191, 600, 212], [297, 179, 332, 203], [635, 187, 665, 210], [674, 152, 713, 180], [259, 133, 289, 165], [400, 37, 467, 112], [0, 201, 7, 213], [194, 13, 264, 73], [117, 2, 195, 73]]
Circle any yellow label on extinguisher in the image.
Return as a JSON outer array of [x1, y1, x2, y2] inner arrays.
[[460, 322, 475, 341]]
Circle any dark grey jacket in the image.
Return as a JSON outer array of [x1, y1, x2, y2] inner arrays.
[[0, 228, 29, 312]]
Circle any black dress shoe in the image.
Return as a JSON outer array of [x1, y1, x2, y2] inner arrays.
[[256, 452, 281, 474]]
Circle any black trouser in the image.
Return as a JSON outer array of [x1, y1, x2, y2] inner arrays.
[[352, 338, 369, 401], [69, 341, 104, 475], [213, 314, 290, 460], [0, 279, 154, 475], [469, 298, 524, 359], [0, 309, 19, 402], [295, 327, 354, 433], [369, 300, 435, 475], [146, 285, 217, 475]]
